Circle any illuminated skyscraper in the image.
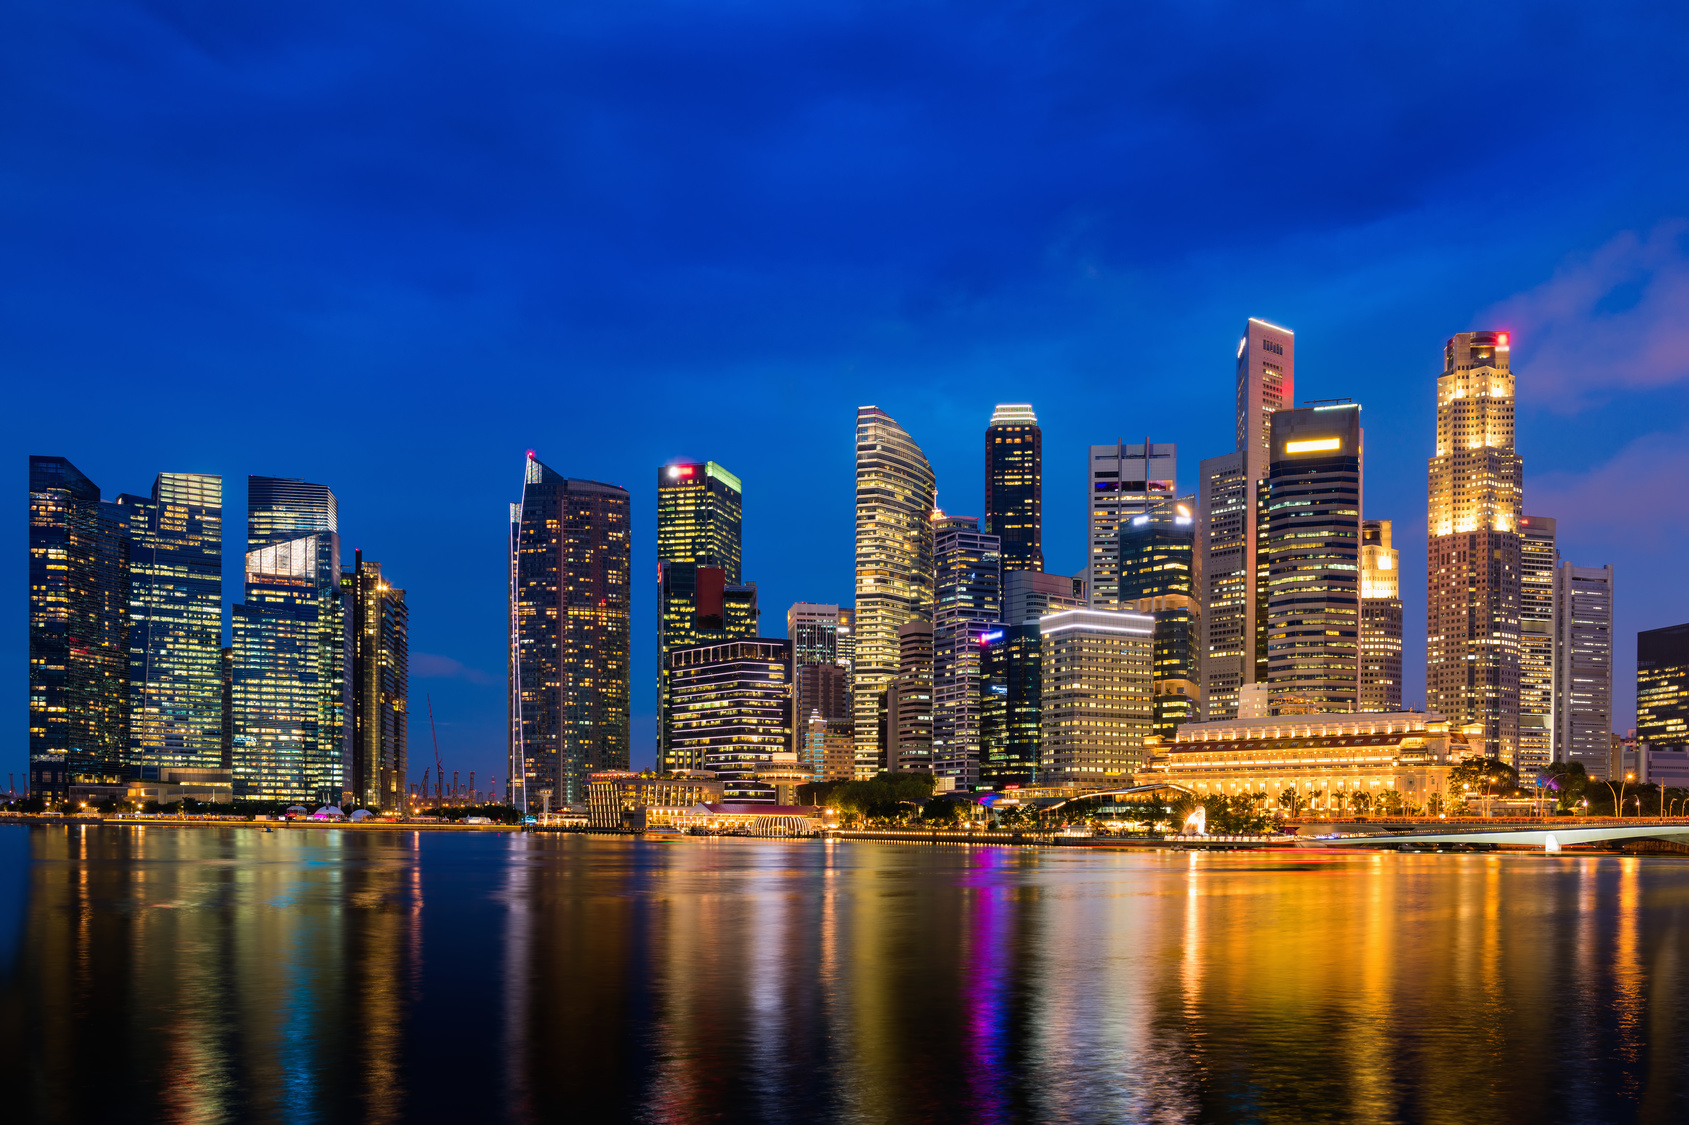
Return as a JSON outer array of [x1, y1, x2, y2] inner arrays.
[[232, 476, 351, 806], [1040, 608, 1155, 782], [1266, 404, 1362, 715], [116, 472, 223, 776], [509, 455, 631, 810], [1426, 331, 1522, 764], [884, 621, 934, 772], [1517, 516, 1558, 776], [984, 404, 1042, 572], [669, 638, 792, 802], [1200, 317, 1295, 720], [656, 461, 751, 771], [1637, 622, 1689, 750], [788, 602, 841, 666], [1119, 501, 1200, 737], [932, 515, 1000, 786], [788, 603, 849, 754], [980, 623, 1042, 787], [1552, 563, 1613, 778], [853, 406, 936, 777], [346, 551, 407, 813], [1088, 441, 1177, 610], [1359, 520, 1404, 713], [28, 456, 130, 801]]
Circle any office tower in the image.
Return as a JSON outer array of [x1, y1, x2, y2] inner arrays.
[[232, 476, 351, 806], [788, 602, 841, 666], [1637, 622, 1689, 749], [932, 515, 1001, 786], [883, 621, 935, 772], [980, 623, 1043, 788], [346, 551, 408, 812], [836, 607, 855, 675], [1039, 608, 1155, 782], [984, 404, 1042, 572], [1003, 570, 1087, 626], [795, 661, 849, 723], [116, 473, 223, 776], [1265, 404, 1362, 715], [1200, 317, 1296, 722], [802, 711, 857, 782], [1119, 502, 1200, 738], [509, 455, 631, 810], [1517, 516, 1558, 776], [1553, 563, 1614, 777], [1088, 441, 1177, 610], [220, 645, 233, 769], [657, 461, 746, 770], [1359, 520, 1404, 713], [853, 406, 936, 777], [668, 638, 792, 802], [1427, 331, 1523, 764], [28, 456, 130, 801]]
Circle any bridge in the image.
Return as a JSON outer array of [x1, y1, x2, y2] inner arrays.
[[1300, 820, 1689, 852]]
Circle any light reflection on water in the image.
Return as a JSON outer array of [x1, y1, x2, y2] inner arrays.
[[2, 826, 1688, 1123]]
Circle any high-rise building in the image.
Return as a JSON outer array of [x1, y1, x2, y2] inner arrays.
[[980, 623, 1043, 788], [884, 621, 935, 772], [1552, 563, 1614, 778], [1359, 520, 1404, 713], [1427, 331, 1523, 765], [802, 711, 857, 783], [116, 473, 223, 777], [1119, 501, 1200, 738], [853, 406, 936, 777], [1266, 404, 1362, 715], [788, 602, 841, 666], [232, 476, 351, 806], [984, 404, 1042, 572], [1039, 608, 1155, 782], [1088, 442, 1177, 610], [836, 607, 855, 676], [795, 661, 849, 726], [657, 461, 747, 770], [1517, 516, 1558, 777], [932, 515, 1001, 786], [346, 551, 408, 813], [668, 638, 792, 802], [1200, 317, 1295, 722], [1637, 622, 1689, 750], [1003, 570, 1087, 626], [28, 456, 130, 801], [509, 455, 631, 810]]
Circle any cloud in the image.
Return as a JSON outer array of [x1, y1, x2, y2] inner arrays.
[[1486, 221, 1689, 410], [1527, 428, 1689, 548], [410, 652, 495, 685]]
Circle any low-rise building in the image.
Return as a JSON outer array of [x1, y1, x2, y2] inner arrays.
[[656, 802, 836, 835], [585, 771, 726, 829]]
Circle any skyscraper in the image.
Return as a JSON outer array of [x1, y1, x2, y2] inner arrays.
[[656, 461, 748, 770], [853, 406, 936, 777], [789, 602, 849, 752], [984, 404, 1042, 572], [788, 602, 841, 666], [1517, 516, 1558, 777], [1119, 501, 1200, 738], [1553, 563, 1614, 778], [980, 623, 1043, 787], [1266, 404, 1362, 715], [1002, 570, 1087, 626], [1040, 608, 1155, 782], [116, 472, 223, 776], [1200, 317, 1296, 721], [1359, 520, 1404, 713], [1637, 622, 1689, 750], [347, 551, 408, 813], [1088, 441, 1177, 610], [883, 621, 934, 772], [668, 638, 792, 802], [509, 454, 631, 810], [28, 456, 130, 801], [232, 476, 351, 806], [932, 515, 1001, 786], [1427, 331, 1523, 764]]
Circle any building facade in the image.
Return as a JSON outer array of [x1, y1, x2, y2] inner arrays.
[[1119, 502, 1201, 738], [1359, 520, 1404, 713], [28, 456, 131, 800], [853, 406, 936, 777], [668, 638, 793, 802], [1266, 404, 1362, 715], [1039, 608, 1154, 783], [1003, 570, 1087, 627], [883, 621, 935, 772], [984, 404, 1043, 572], [932, 516, 1001, 786], [347, 551, 408, 813], [1088, 441, 1177, 610], [1553, 563, 1614, 778], [980, 622, 1043, 788], [1426, 331, 1523, 765], [509, 455, 631, 809], [802, 712, 857, 782], [585, 771, 726, 829], [1517, 516, 1558, 777], [1637, 622, 1689, 750], [788, 602, 842, 666]]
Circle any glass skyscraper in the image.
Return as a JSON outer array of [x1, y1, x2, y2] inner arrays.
[[1359, 519, 1405, 713], [984, 404, 1042, 573], [117, 472, 223, 776], [510, 454, 631, 810], [28, 456, 130, 800], [1119, 501, 1200, 738], [1517, 515, 1557, 776], [347, 551, 408, 813], [1638, 622, 1689, 750], [668, 639, 792, 803], [933, 515, 1000, 786]]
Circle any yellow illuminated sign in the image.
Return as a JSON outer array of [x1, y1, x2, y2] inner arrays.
[[1285, 438, 1341, 454]]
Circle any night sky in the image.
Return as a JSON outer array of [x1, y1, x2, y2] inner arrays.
[[6, 2, 1689, 787]]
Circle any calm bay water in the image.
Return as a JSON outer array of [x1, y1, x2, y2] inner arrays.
[[1, 825, 1687, 1124]]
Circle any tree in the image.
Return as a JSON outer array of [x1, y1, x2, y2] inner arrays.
[[1277, 789, 1306, 817], [1349, 790, 1373, 815], [1449, 757, 1518, 797]]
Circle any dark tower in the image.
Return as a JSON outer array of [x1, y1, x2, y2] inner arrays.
[[984, 404, 1043, 573]]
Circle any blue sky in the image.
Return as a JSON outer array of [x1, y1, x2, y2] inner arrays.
[[6, 1, 1689, 785]]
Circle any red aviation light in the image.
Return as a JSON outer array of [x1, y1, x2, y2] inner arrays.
[[1497, 333, 1509, 347]]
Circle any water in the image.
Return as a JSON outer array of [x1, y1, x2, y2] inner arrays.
[[1, 825, 1687, 1124]]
